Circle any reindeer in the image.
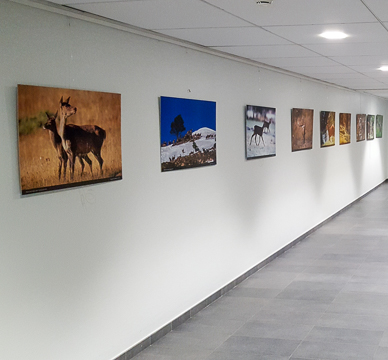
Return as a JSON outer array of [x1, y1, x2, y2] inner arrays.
[[57, 96, 106, 180], [250, 124, 265, 146], [43, 112, 94, 179]]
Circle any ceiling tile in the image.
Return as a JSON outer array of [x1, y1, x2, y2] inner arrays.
[[263, 23, 387, 45], [304, 42, 388, 57], [347, 65, 388, 79], [362, 0, 388, 22], [282, 65, 355, 75], [43, 0, 388, 98], [254, 56, 339, 68], [349, 65, 388, 72], [330, 55, 388, 67], [331, 78, 386, 88], [157, 27, 291, 47], [204, 0, 377, 26], [315, 73, 372, 80], [49, 0, 117, 4], [211, 44, 319, 59], [378, 77, 388, 84], [70, 0, 250, 30], [364, 89, 388, 97]]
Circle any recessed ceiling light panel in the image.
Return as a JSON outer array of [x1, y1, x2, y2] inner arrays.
[[378, 66, 388, 71], [319, 31, 348, 40]]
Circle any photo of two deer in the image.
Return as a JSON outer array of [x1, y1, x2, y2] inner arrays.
[[17, 85, 122, 195], [245, 105, 276, 159]]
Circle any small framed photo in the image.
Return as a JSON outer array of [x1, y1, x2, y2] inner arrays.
[[245, 105, 276, 159], [291, 108, 314, 151], [376, 115, 383, 138], [160, 96, 216, 172], [320, 111, 335, 147], [367, 115, 375, 140], [356, 114, 366, 142], [339, 113, 351, 145]]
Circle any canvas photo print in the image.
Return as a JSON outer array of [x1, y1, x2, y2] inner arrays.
[[356, 114, 366, 142], [339, 113, 351, 145], [17, 85, 122, 195], [160, 96, 216, 172], [367, 115, 375, 140], [376, 115, 383, 138], [246, 105, 276, 159], [291, 108, 314, 151], [320, 111, 335, 147]]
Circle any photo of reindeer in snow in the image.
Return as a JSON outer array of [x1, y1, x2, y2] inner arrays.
[[17, 85, 122, 195], [246, 105, 276, 159]]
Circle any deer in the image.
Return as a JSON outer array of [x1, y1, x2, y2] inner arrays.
[[43, 111, 68, 180], [296, 117, 306, 144], [327, 124, 335, 141], [57, 96, 106, 180], [43, 112, 93, 179], [250, 124, 265, 146], [263, 119, 271, 133]]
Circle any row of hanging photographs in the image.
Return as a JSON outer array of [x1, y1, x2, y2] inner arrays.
[[160, 96, 384, 171], [16, 86, 385, 195], [246, 107, 383, 160]]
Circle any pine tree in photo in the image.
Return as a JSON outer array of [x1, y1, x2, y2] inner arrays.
[[170, 114, 186, 140]]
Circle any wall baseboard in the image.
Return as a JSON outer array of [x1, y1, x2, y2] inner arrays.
[[115, 179, 387, 360]]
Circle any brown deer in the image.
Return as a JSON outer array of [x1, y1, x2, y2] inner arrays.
[[327, 124, 335, 141], [250, 124, 265, 146], [43, 112, 94, 179], [263, 119, 271, 133], [57, 96, 106, 180], [43, 111, 68, 180]]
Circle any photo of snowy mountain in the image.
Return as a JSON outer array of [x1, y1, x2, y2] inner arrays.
[[246, 105, 276, 159], [160, 97, 216, 172]]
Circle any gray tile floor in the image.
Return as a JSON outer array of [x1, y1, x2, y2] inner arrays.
[[133, 182, 388, 360]]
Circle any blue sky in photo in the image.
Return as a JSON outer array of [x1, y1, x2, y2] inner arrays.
[[160, 96, 216, 144]]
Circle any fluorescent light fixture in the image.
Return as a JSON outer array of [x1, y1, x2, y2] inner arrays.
[[378, 66, 388, 71], [319, 31, 348, 40]]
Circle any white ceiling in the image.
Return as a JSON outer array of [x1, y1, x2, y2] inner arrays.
[[45, 0, 388, 99]]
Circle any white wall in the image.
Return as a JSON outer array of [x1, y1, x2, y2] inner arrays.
[[1, 1, 387, 360]]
